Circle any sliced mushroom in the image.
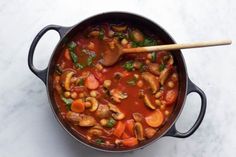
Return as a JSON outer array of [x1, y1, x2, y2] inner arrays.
[[148, 63, 161, 76], [66, 111, 81, 125], [159, 68, 170, 85], [95, 104, 111, 119], [88, 126, 103, 136], [61, 70, 75, 90], [132, 113, 144, 122], [167, 55, 174, 65], [142, 72, 160, 93], [108, 103, 125, 120], [88, 30, 100, 37], [144, 94, 156, 110], [134, 122, 145, 141], [111, 25, 127, 32], [86, 97, 98, 112], [110, 89, 128, 103], [78, 114, 96, 127], [145, 127, 157, 138]]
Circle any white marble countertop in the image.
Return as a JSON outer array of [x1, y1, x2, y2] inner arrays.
[[0, 0, 235, 156]]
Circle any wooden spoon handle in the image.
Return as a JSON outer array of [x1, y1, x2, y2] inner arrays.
[[122, 39, 232, 53]]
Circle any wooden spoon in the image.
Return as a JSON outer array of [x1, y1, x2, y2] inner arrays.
[[100, 39, 232, 66]]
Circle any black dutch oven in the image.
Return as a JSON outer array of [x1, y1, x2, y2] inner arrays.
[[28, 12, 207, 152]]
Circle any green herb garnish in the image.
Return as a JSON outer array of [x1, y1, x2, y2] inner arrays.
[[70, 51, 78, 63], [127, 77, 138, 86], [98, 29, 104, 40], [67, 41, 77, 51], [159, 64, 165, 71], [123, 60, 134, 71], [77, 78, 84, 86], [95, 138, 105, 145], [131, 38, 157, 47], [114, 32, 127, 39], [151, 52, 156, 62], [61, 97, 73, 110], [75, 63, 84, 69], [87, 55, 96, 66], [106, 118, 116, 128]]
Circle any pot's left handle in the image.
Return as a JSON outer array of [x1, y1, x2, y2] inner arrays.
[[28, 25, 70, 84]]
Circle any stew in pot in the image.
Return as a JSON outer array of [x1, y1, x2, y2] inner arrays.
[[53, 23, 179, 148]]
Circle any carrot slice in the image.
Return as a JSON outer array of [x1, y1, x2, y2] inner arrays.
[[85, 74, 99, 90], [165, 89, 178, 105], [125, 119, 135, 136], [145, 110, 164, 127], [122, 137, 138, 147], [122, 132, 130, 139], [71, 99, 85, 113], [113, 121, 125, 138]]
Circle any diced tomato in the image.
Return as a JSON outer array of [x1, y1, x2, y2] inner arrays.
[[122, 137, 138, 147], [122, 132, 130, 139], [125, 119, 135, 136], [113, 121, 126, 138]]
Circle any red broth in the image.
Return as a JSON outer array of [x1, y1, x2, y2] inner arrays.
[[53, 23, 179, 148]]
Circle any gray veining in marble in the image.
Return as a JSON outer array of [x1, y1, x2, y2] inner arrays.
[[0, 0, 235, 156]]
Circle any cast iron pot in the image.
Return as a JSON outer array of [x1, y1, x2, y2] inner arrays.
[[28, 12, 207, 152]]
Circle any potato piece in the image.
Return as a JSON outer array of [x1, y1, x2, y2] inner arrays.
[[142, 72, 160, 93], [145, 127, 157, 138], [144, 94, 156, 110], [145, 110, 164, 127]]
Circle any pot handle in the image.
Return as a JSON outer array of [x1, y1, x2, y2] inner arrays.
[[28, 25, 70, 84], [165, 78, 207, 138]]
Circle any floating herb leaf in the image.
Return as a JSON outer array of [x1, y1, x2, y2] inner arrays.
[[106, 118, 116, 128], [159, 64, 165, 71], [95, 138, 105, 145], [123, 60, 134, 71], [127, 77, 138, 86], [67, 41, 77, 51], [151, 52, 156, 62], [61, 97, 73, 110]]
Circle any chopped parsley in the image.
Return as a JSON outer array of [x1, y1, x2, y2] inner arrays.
[[61, 97, 73, 110], [159, 64, 166, 71], [151, 52, 157, 62], [95, 138, 105, 145], [127, 77, 138, 86], [131, 38, 157, 47], [106, 118, 116, 128], [123, 60, 134, 71]]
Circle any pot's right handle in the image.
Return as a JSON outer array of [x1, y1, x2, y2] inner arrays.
[[28, 25, 70, 84], [165, 78, 207, 138]]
